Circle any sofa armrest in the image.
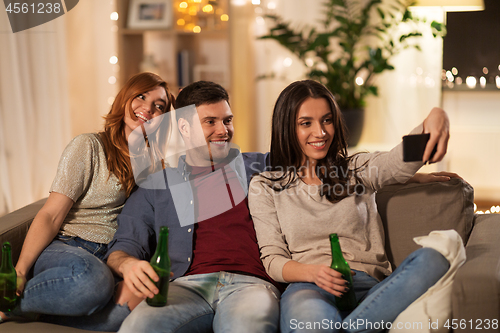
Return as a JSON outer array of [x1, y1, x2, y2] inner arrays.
[[452, 213, 500, 326], [376, 178, 474, 268], [0, 198, 47, 265]]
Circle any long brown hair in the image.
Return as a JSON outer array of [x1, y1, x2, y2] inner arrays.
[[269, 80, 361, 202], [100, 72, 175, 197]]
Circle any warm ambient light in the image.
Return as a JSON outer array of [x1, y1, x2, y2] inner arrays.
[[193, 26, 201, 33], [110, 12, 119, 21], [221, 14, 229, 21], [202, 4, 213, 13], [410, 0, 484, 11], [466, 76, 477, 89], [177, 19, 185, 26], [179, 2, 188, 9], [109, 56, 118, 65], [283, 57, 293, 67], [480, 76, 487, 88]]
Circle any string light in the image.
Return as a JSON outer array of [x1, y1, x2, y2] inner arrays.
[[466, 76, 477, 89], [283, 57, 293, 67], [109, 1, 118, 105], [175, 0, 228, 32], [202, 4, 213, 13], [480, 76, 487, 88], [474, 204, 500, 214]]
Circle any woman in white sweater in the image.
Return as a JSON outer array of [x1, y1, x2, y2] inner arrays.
[[248, 80, 451, 333]]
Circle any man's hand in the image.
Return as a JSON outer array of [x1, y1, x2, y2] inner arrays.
[[422, 107, 450, 163], [120, 257, 159, 299], [107, 251, 159, 299]]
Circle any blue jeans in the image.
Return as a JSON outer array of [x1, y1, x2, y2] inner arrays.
[[11, 236, 129, 331], [280, 248, 450, 333], [118, 271, 281, 333]]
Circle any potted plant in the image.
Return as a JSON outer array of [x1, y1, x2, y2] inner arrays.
[[259, 0, 445, 146]]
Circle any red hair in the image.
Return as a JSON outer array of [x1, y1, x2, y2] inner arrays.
[[100, 72, 175, 197]]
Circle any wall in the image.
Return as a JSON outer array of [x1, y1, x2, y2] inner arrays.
[[443, 90, 500, 201], [253, 2, 443, 152], [65, 0, 118, 137]]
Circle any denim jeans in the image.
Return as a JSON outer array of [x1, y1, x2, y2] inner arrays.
[[9, 236, 128, 330], [118, 271, 281, 333], [280, 248, 450, 333]]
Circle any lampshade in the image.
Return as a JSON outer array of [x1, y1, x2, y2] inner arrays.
[[410, 0, 484, 12]]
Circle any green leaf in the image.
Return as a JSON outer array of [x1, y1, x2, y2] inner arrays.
[[377, 8, 385, 19]]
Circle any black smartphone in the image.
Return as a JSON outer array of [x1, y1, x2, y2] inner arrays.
[[402, 133, 437, 162]]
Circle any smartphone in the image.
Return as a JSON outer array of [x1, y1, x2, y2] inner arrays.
[[402, 133, 437, 162]]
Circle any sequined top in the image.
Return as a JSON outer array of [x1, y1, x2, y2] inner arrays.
[[50, 133, 126, 244]]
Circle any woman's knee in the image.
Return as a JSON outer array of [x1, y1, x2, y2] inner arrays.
[[56, 254, 114, 315], [281, 287, 341, 331], [411, 248, 450, 272]]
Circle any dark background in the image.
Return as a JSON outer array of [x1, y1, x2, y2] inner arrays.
[[443, 0, 500, 81]]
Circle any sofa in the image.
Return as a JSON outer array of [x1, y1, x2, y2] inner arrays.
[[0, 178, 499, 332]]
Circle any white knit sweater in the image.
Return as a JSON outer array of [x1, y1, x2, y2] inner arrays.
[[248, 125, 424, 282]]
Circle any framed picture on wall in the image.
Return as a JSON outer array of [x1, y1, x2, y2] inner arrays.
[[128, 0, 172, 29]]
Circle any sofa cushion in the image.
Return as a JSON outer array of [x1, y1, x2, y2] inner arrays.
[[376, 178, 474, 268], [0, 198, 47, 265], [452, 213, 500, 326]]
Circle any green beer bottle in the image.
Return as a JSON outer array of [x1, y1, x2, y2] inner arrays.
[[147, 227, 171, 307], [0, 242, 17, 312], [329, 233, 357, 311]]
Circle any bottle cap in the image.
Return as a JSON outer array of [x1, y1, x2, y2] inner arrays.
[[329, 233, 339, 241]]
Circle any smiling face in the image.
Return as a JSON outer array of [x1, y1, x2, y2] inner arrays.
[[296, 97, 335, 166], [179, 100, 234, 166], [123, 85, 168, 140]]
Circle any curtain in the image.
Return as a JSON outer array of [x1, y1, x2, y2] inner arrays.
[[0, 10, 71, 217]]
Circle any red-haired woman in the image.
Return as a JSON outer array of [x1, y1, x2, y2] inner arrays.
[[0, 73, 174, 329]]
